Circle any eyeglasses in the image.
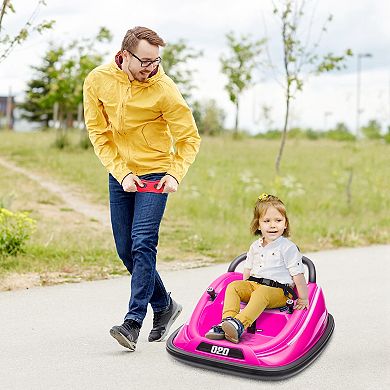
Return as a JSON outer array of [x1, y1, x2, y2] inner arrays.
[[127, 51, 161, 68]]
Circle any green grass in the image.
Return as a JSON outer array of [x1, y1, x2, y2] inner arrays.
[[0, 130, 389, 276], [0, 162, 121, 281], [166, 136, 389, 257]]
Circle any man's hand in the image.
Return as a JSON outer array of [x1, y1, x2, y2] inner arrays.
[[157, 175, 178, 193], [122, 174, 143, 192]]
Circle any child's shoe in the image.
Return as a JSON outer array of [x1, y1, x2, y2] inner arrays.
[[205, 323, 225, 340], [221, 317, 244, 344]]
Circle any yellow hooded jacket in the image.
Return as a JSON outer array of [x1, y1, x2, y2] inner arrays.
[[83, 61, 201, 184]]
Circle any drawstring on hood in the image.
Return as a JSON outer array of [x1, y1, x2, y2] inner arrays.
[[115, 51, 123, 69]]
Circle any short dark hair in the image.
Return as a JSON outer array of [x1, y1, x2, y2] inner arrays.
[[121, 26, 165, 52]]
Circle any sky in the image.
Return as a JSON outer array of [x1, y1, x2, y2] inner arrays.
[[1, 0, 389, 133]]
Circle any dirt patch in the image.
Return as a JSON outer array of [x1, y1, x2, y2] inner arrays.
[[0, 269, 121, 291], [0, 258, 213, 291], [0, 156, 110, 227]]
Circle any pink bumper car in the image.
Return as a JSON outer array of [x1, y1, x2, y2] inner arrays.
[[166, 254, 334, 380]]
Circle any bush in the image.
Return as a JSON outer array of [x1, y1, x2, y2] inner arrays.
[[324, 122, 356, 142], [255, 128, 322, 140], [361, 120, 382, 140], [305, 129, 321, 140], [192, 99, 226, 136], [255, 129, 282, 139], [79, 134, 93, 150], [382, 125, 390, 144], [0, 208, 36, 256], [0, 193, 14, 209], [52, 131, 70, 150], [288, 127, 306, 139]]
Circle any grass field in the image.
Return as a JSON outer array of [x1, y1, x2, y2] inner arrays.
[[0, 129, 389, 286], [0, 162, 123, 287]]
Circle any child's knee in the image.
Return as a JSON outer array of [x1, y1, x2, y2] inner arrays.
[[227, 280, 242, 292]]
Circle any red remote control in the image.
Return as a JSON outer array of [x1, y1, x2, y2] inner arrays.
[[136, 179, 164, 193]]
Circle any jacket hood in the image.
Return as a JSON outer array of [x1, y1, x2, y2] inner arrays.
[[108, 60, 166, 87]]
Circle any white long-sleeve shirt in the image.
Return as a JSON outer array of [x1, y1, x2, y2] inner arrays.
[[243, 236, 304, 285]]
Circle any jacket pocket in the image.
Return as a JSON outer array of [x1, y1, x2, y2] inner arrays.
[[141, 122, 171, 152]]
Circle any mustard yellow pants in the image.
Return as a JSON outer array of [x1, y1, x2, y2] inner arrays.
[[222, 280, 288, 329]]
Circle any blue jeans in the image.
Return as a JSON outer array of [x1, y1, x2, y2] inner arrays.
[[109, 173, 170, 325]]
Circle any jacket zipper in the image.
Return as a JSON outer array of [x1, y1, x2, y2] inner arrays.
[[120, 84, 131, 132]]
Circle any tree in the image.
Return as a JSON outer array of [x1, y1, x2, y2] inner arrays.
[[21, 27, 112, 128], [272, 0, 353, 173], [192, 99, 226, 135], [384, 126, 390, 144], [220, 32, 265, 135], [255, 104, 274, 133], [0, 0, 54, 63], [161, 39, 203, 101], [361, 119, 382, 140], [19, 46, 61, 127], [324, 122, 355, 141]]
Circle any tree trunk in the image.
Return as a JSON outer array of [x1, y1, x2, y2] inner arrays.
[[5, 93, 13, 130], [275, 93, 290, 174], [234, 98, 239, 135], [77, 103, 84, 129], [66, 111, 73, 129], [53, 102, 59, 129]]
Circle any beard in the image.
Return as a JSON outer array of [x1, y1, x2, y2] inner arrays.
[[135, 70, 151, 82], [126, 63, 152, 82]]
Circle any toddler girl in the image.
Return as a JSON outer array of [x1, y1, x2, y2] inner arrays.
[[206, 193, 309, 343]]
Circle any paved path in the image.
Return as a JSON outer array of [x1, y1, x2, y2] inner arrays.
[[1, 245, 389, 390]]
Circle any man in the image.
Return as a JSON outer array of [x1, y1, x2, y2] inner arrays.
[[83, 26, 201, 351]]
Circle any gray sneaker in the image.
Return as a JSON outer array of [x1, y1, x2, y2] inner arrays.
[[110, 319, 140, 351], [205, 323, 225, 340], [148, 298, 182, 342], [221, 317, 244, 344]]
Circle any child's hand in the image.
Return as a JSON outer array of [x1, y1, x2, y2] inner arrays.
[[294, 298, 309, 310]]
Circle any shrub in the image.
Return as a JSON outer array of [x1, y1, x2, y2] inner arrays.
[[255, 129, 282, 139], [52, 131, 70, 150], [79, 134, 93, 149], [383, 126, 390, 144], [361, 119, 382, 140], [324, 122, 356, 141], [288, 127, 306, 139], [0, 193, 14, 209], [0, 208, 36, 256], [192, 99, 226, 136]]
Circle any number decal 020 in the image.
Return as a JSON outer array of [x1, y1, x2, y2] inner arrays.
[[210, 345, 230, 356]]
